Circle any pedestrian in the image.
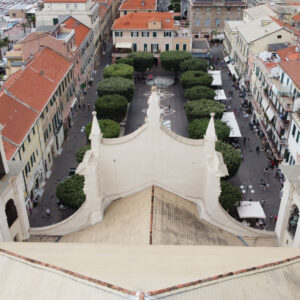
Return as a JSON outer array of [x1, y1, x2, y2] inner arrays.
[[78, 104, 81, 109], [233, 108, 236, 114], [29, 206, 32, 215], [264, 167, 269, 175], [168, 104, 171, 111], [275, 215, 278, 222], [261, 199, 266, 207], [87, 103, 90, 111], [46, 207, 51, 216], [256, 146, 260, 153], [266, 182, 270, 189], [269, 213, 274, 222], [243, 136, 247, 144], [260, 181, 265, 190]]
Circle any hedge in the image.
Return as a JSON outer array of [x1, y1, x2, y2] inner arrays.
[[185, 100, 225, 121], [95, 94, 128, 123], [216, 141, 242, 178], [97, 77, 134, 101], [184, 85, 216, 100], [219, 180, 242, 213], [56, 174, 86, 209], [85, 119, 120, 139], [180, 71, 213, 89], [179, 58, 208, 72], [188, 119, 230, 142], [75, 144, 91, 163], [103, 63, 134, 80]]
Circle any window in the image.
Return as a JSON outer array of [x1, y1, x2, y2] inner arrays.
[[216, 18, 220, 27], [176, 44, 179, 51], [296, 131, 300, 143], [196, 8, 200, 12], [195, 18, 200, 26], [153, 32, 157, 37], [131, 31, 139, 37], [277, 35, 282, 39], [164, 32, 172, 37], [205, 18, 210, 27], [33, 126, 35, 135], [49, 123, 52, 133], [28, 134, 31, 143], [46, 105, 49, 113], [227, 7, 231, 12], [280, 72, 284, 83], [22, 144, 25, 152], [142, 32, 149, 37], [206, 8, 210, 12], [217, 8, 221, 14], [66, 4, 69, 9], [74, 4, 77, 9], [183, 44, 187, 51], [151, 44, 158, 52], [133, 43, 137, 52], [292, 124, 296, 137], [48, 153, 51, 164], [115, 31, 122, 37], [237, 8, 241, 11], [144, 43, 147, 52], [53, 18, 59, 25], [165, 44, 169, 51]]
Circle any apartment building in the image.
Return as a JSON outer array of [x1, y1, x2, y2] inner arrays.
[[248, 48, 300, 162], [112, 12, 191, 62], [36, 0, 101, 67], [187, 0, 246, 39], [0, 131, 29, 242], [119, 0, 157, 17], [0, 47, 73, 206]]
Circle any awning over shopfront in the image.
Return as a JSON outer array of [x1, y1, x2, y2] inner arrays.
[[115, 42, 132, 49], [221, 112, 242, 137], [214, 89, 227, 101], [237, 201, 266, 219], [227, 63, 239, 79], [212, 33, 224, 40], [266, 106, 275, 121], [208, 70, 222, 86], [224, 56, 230, 63], [261, 98, 269, 111]]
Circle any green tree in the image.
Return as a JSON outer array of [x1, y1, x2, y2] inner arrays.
[[97, 77, 134, 101], [185, 100, 225, 121], [179, 58, 208, 72], [219, 181, 242, 213], [188, 119, 230, 142], [184, 85, 215, 100], [95, 94, 128, 123], [85, 119, 120, 139], [216, 141, 242, 178], [75, 144, 91, 163], [131, 52, 154, 76], [56, 174, 86, 209], [103, 63, 134, 80], [116, 56, 134, 66], [180, 71, 213, 89], [160, 51, 192, 76]]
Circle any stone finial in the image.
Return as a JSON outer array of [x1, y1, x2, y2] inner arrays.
[[89, 111, 102, 141], [151, 85, 157, 93], [204, 112, 217, 142]]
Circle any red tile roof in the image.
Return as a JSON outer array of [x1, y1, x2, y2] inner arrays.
[[44, 0, 88, 3], [113, 12, 174, 30], [279, 60, 300, 90], [292, 13, 300, 22], [119, 0, 156, 10], [277, 46, 300, 61], [270, 16, 300, 37], [63, 17, 90, 47], [0, 93, 38, 159]]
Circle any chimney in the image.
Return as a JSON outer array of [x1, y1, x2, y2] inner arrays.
[[40, 70, 44, 76], [141, 0, 145, 6]]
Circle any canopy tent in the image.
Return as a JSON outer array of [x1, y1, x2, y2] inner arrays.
[[221, 112, 242, 137], [214, 89, 227, 101], [208, 70, 222, 86], [237, 201, 266, 219], [115, 42, 132, 49], [227, 63, 239, 79], [266, 106, 275, 121], [224, 56, 230, 63]]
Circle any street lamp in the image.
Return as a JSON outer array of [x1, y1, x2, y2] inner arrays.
[[240, 184, 255, 200]]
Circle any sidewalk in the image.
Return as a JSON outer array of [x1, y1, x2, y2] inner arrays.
[[29, 45, 112, 227]]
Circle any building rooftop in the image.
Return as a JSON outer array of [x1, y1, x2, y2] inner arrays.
[[44, 0, 88, 3], [113, 12, 174, 30], [63, 17, 90, 47], [279, 60, 300, 90], [292, 12, 300, 22], [243, 4, 277, 21], [270, 16, 300, 37], [277, 46, 300, 61], [226, 20, 245, 32], [119, 0, 156, 11]]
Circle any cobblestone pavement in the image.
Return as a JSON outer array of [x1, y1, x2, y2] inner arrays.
[[211, 44, 281, 231], [29, 44, 112, 227]]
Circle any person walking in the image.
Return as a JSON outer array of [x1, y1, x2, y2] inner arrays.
[[261, 199, 266, 207], [256, 146, 260, 153], [87, 103, 90, 111], [46, 207, 51, 216], [266, 182, 270, 189]]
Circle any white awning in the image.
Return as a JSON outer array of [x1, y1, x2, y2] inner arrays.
[[227, 63, 239, 79], [71, 97, 78, 109], [115, 42, 132, 49], [266, 106, 275, 121], [212, 33, 225, 40], [237, 201, 266, 219], [214, 89, 227, 101], [221, 112, 242, 137], [261, 98, 269, 111], [208, 70, 222, 86], [224, 56, 230, 63]]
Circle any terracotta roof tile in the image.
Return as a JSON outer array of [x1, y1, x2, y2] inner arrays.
[[277, 46, 297, 60], [2, 139, 18, 161], [44, 0, 88, 3], [270, 16, 300, 37], [292, 13, 300, 22], [63, 17, 90, 47], [112, 12, 174, 30], [120, 0, 156, 10], [279, 60, 300, 90]]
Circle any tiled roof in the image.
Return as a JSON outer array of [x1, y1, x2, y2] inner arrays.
[[119, 0, 156, 10], [292, 13, 300, 22], [112, 12, 174, 30], [63, 17, 90, 47], [277, 46, 296, 60], [279, 60, 300, 90], [0, 93, 38, 160], [270, 16, 300, 37], [44, 0, 88, 3]]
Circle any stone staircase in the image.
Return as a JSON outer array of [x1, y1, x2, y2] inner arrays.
[[242, 236, 278, 247]]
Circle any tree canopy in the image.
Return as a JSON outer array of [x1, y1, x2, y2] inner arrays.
[[219, 181, 242, 213], [185, 100, 225, 121], [75, 144, 91, 163], [184, 85, 216, 100], [180, 71, 213, 89], [97, 77, 134, 101], [179, 58, 208, 72], [188, 118, 230, 141], [116, 53, 154, 74], [95, 94, 128, 123], [160, 51, 192, 75], [103, 63, 134, 80], [85, 119, 120, 139], [216, 141, 242, 178]]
